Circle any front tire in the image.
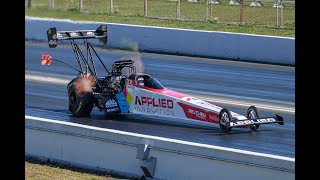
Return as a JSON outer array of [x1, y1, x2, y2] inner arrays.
[[219, 108, 232, 133], [246, 106, 260, 131], [67, 78, 94, 117]]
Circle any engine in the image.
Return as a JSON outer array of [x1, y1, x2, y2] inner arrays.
[[91, 60, 135, 109]]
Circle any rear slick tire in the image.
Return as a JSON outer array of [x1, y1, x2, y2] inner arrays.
[[219, 108, 232, 133], [67, 78, 94, 117]]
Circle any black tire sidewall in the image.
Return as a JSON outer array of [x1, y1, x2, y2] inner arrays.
[[67, 78, 94, 117]]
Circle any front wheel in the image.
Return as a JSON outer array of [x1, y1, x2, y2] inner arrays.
[[67, 78, 95, 117], [219, 108, 232, 133], [246, 106, 260, 131]]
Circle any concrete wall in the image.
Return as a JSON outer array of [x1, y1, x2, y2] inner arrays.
[[25, 16, 295, 65], [26, 115, 295, 180]]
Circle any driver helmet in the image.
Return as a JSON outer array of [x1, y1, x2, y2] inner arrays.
[[137, 77, 145, 86]]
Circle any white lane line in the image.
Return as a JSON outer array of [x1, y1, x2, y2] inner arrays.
[[170, 87, 295, 106], [26, 74, 69, 85], [25, 74, 294, 113], [25, 115, 295, 161], [195, 96, 294, 113], [170, 87, 295, 114]]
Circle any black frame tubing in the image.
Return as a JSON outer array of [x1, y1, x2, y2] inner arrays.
[[72, 41, 95, 76], [84, 39, 97, 77], [70, 40, 84, 73], [87, 43, 110, 75]]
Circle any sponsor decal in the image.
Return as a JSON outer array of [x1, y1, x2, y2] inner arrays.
[[76, 101, 82, 113], [106, 107, 120, 113], [105, 99, 118, 108], [196, 101, 222, 111], [86, 31, 94, 35], [182, 97, 197, 102], [133, 96, 175, 116], [134, 106, 174, 116], [106, 107, 120, 112], [229, 118, 277, 127], [104, 98, 121, 113], [177, 102, 208, 122], [257, 118, 277, 123], [188, 108, 206, 120], [135, 96, 173, 109], [182, 97, 222, 112], [70, 32, 78, 36], [206, 111, 219, 123]]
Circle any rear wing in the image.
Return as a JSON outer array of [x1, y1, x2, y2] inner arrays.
[[47, 25, 108, 48]]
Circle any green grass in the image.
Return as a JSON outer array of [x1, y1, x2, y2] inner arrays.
[[25, 158, 124, 180], [25, 0, 295, 37]]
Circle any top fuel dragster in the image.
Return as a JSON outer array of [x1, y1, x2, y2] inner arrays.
[[41, 25, 284, 133]]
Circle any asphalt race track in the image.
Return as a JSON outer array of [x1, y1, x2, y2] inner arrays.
[[25, 41, 295, 158]]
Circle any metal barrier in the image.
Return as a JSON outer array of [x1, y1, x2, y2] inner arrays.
[[25, 115, 295, 179], [25, 17, 295, 65]]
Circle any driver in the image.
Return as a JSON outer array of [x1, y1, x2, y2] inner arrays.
[[137, 77, 145, 87]]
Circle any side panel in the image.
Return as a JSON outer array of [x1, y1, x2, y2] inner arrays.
[[123, 85, 230, 125], [116, 92, 131, 113], [127, 85, 184, 120]]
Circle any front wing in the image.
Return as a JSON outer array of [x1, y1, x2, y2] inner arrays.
[[227, 115, 284, 128]]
